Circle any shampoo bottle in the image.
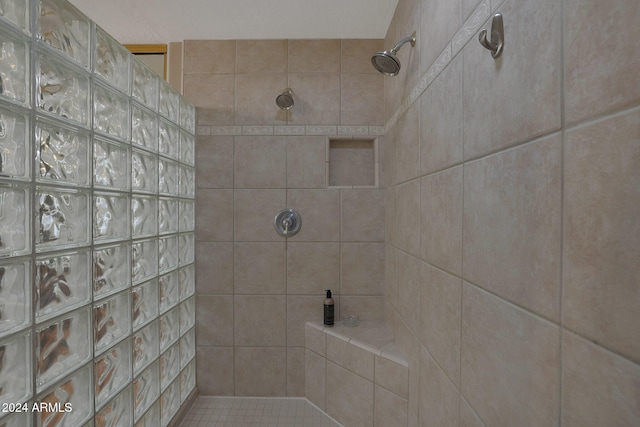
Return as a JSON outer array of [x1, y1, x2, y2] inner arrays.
[[324, 289, 334, 326]]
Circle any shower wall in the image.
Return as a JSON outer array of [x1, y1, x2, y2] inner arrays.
[[383, 0, 640, 425], [0, 1, 196, 425], [186, 40, 387, 396]]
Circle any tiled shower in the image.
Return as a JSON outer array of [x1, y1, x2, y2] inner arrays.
[[0, 0, 196, 426]]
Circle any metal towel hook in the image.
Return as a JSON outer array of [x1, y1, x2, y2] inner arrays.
[[479, 13, 504, 58]]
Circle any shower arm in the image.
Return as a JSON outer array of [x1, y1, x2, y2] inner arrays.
[[390, 32, 417, 54]]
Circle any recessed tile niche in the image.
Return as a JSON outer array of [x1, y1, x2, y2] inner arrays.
[[328, 138, 378, 187]]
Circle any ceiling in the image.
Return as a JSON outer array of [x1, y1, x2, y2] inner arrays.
[[70, 0, 398, 44]]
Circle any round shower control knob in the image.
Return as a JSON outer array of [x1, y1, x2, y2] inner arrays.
[[274, 208, 301, 237]]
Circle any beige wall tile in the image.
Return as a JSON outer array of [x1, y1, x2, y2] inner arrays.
[[286, 242, 339, 294], [195, 189, 234, 241], [384, 245, 398, 308], [341, 243, 384, 295], [381, 129, 398, 188], [185, 75, 235, 125], [287, 73, 341, 125], [342, 39, 384, 74], [286, 136, 326, 189], [461, 283, 560, 426], [196, 347, 234, 395], [463, 135, 562, 321], [396, 251, 422, 333], [195, 242, 233, 294], [418, 347, 459, 427], [341, 73, 385, 125], [235, 74, 289, 125], [340, 296, 384, 321], [562, 332, 640, 427], [329, 139, 376, 186], [196, 135, 234, 188], [375, 353, 409, 399], [286, 189, 341, 241], [196, 295, 233, 346], [392, 0, 421, 97], [288, 296, 323, 346], [235, 347, 287, 396], [384, 185, 398, 246], [184, 40, 236, 73], [420, 263, 461, 386], [305, 349, 326, 409], [289, 40, 341, 73], [420, 166, 463, 275], [326, 361, 374, 426], [563, 109, 640, 361], [326, 334, 375, 381], [461, 0, 485, 22], [234, 189, 286, 241], [234, 295, 286, 346], [419, 0, 461, 72], [462, 0, 561, 159], [564, 0, 640, 124], [237, 40, 288, 73], [287, 347, 305, 396], [374, 385, 408, 427], [396, 103, 420, 183], [234, 242, 286, 294], [234, 136, 287, 188], [341, 189, 385, 242], [419, 55, 463, 175], [305, 323, 326, 356], [396, 179, 421, 257], [459, 397, 485, 427]]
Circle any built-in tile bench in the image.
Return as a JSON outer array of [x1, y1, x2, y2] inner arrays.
[[305, 320, 409, 427]]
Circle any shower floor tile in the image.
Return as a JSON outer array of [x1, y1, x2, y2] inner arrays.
[[178, 396, 342, 426]]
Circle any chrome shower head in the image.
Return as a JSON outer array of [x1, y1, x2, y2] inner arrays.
[[276, 88, 294, 110], [371, 31, 416, 76]]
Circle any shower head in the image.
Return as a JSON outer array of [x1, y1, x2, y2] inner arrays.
[[371, 31, 416, 76], [276, 88, 294, 110]]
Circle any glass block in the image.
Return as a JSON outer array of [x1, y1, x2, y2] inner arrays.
[[94, 137, 130, 190], [94, 292, 131, 355], [160, 378, 179, 427], [36, 187, 89, 252], [132, 238, 157, 285], [180, 359, 196, 402], [36, 118, 90, 186], [131, 103, 157, 153], [132, 320, 158, 375], [0, 411, 32, 427], [37, 363, 93, 427], [178, 233, 194, 267], [95, 386, 132, 427], [132, 58, 157, 111], [132, 149, 157, 194], [178, 165, 195, 198], [35, 249, 91, 322], [35, 307, 91, 391], [159, 308, 179, 352], [132, 279, 158, 331], [158, 271, 178, 314], [0, 257, 30, 338], [133, 361, 159, 421], [158, 235, 178, 274], [134, 401, 159, 427], [0, 184, 29, 256], [158, 81, 179, 124], [94, 192, 130, 243], [95, 26, 130, 94], [0, 331, 31, 405], [132, 196, 157, 238], [93, 83, 130, 142], [158, 198, 177, 235], [158, 119, 178, 160], [178, 199, 194, 233], [37, 0, 90, 68], [0, 28, 29, 105], [178, 264, 195, 302], [179, 131, 194, 166], [160, 342, 179, 392], [36, 52, 90, 126], [94, 338, 131, 409], [0, 0, 30, 34], [93, 243, 131, 300], [0, 104, 29, 180], [179, 99, 195, 134], [179, 298, 195, 337], [158, 159, 178, 196], [179, 328, 195, 369]]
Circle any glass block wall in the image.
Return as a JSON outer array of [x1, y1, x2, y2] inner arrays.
[[0, 0, 196, 426]]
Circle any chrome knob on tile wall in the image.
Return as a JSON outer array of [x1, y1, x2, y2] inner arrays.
[[274, 208, 301, 237]]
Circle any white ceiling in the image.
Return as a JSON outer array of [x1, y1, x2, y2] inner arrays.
[[70, 0, 398, 44]]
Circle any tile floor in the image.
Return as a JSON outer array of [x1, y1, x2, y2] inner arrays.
[[178, 396, 342, 426]]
